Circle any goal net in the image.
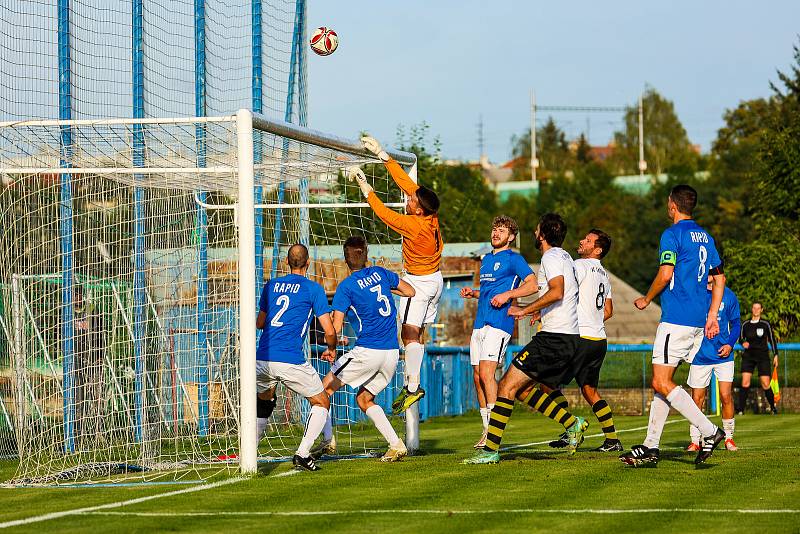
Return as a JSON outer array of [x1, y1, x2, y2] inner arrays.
[[0, 110, 417, 484]]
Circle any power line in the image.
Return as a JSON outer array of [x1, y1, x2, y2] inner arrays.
[[535, 105, 627, 113]]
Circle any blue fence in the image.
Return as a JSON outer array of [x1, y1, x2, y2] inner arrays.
[[312, 342, 800, 424]]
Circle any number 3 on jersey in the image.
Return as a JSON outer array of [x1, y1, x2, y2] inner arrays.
[[369, 285, 391, 317], [270, 295, 290, 327]]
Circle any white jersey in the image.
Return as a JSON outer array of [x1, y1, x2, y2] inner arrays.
[[574, 258, 612, 339], [538, 247, 579, 335]]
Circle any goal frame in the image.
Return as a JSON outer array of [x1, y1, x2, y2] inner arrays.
[[0, 109, 419, 476]]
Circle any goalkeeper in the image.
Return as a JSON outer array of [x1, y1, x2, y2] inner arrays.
[[350, 136, 444, 416]]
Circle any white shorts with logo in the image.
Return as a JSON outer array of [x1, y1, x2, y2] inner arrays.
[[651, 322, 704, 367], [469, 325, 511, 366], [331, 346, 400, 395], [399, 271, 444, 328], [256, 360, 324, 398], [687, 361, 735, 388]]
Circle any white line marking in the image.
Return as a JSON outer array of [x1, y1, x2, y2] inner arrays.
[[500, 418, 683, 451], [82, 508, 800, 517], [0, 477, 246, 529]]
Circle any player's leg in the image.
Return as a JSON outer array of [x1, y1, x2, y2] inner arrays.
[[686, 363, 713, 451], [574, 338, 621, 451], [279, 363, 331, 471], [393, 273, 443, 413], [470, 328, 489, 445], [359, 349, 407, 462], [463, 365, 531, 464], [255, 361, 278, 442], [719, 381, 737, 450], [310, 370, 346, 457]]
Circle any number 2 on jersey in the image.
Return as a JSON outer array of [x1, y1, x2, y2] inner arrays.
[[370, 285, 391, 317], [270, 295, 290, 327]]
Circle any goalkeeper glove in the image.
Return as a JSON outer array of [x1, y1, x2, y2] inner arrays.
[[346, 166, 373, 199], [361, 135, 389, 162]]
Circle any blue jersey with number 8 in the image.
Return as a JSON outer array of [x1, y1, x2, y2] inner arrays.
[[658, 219, 722, 328], [332, 266, 400, 350], [257, 274, 330, 364]]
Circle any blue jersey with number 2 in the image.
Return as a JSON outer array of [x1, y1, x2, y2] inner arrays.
[[332, 266, 400, 350], [257, 274, 330, 364], [658, 219, 722, 328]]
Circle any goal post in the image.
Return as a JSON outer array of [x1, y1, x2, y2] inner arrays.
[[0, 109, 418, 484]]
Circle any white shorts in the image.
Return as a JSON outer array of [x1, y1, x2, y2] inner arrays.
[[687, 361, 735, 389], [399, 271, 443, 328], [256, 360, 324, 399], [651, 322, 704, 367], [469, 325, 510, 366], [331, 346, 400, 395]]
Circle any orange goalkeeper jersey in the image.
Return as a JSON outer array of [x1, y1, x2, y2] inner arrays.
[[367, 158, 443, 276]]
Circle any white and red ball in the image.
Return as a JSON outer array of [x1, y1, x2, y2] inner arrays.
[[310, 27, 338, 56]]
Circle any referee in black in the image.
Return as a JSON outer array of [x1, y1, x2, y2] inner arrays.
[[738, 301, 779, 415]]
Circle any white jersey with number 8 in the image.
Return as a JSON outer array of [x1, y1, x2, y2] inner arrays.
[[574, 258, 612, 339]]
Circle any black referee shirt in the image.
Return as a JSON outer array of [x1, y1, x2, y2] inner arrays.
[[741, 319, 778, 356]]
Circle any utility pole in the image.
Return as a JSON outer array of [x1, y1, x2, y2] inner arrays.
[[477, 114, 485, 161], [530, 90, 538, 182], [638, 93, 646, 177]]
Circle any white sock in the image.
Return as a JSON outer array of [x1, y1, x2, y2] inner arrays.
[[366, 405, 400, 445], [257, 417, 269, 441], [404, 342, 424, 392], [666, 386, 717, 437], [296, 406, 328, 458], [480, 407, 490, 431], [689, 424, 701, 445], [322, 410, 333, 441], [722, 418, 735, 440], [643, 393, 671, 449]]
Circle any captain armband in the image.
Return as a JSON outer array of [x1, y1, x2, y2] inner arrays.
[[709, 262, 724, 276], [659, 250, 676, 266]]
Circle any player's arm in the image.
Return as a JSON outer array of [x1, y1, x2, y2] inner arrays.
[[317, 313, 338, 352], [347, 166, 420, 239], [634, 264, 673, 310], [705, 270, 725, 339], [256, 311, 267, 330], [509, 275, 564, 318], [391, 279, 415, 298], [604, 298, 613, 321], [721, 315, 741, 358], [491, 274, 537, 307], [362, 136, 419, 196]]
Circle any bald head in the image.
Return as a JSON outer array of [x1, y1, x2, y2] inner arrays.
[[287, 243, 309, 271]]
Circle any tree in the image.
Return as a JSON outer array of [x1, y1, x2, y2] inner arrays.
[[509, 118, 574, 181], [724, 42, 800, 338], [609, 87, 698, 176]]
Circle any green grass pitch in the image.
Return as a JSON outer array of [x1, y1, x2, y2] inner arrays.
[[1, 410, 798, 533]]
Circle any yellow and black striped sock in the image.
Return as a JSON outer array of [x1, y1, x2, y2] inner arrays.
[[592, 399, 618, 440], [484, 397, 514, 452], [549, 389, 569, 411], [523, 388, 577, 429]]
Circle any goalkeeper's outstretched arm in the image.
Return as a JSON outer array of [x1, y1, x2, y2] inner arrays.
[[362, 135, 419, 196]]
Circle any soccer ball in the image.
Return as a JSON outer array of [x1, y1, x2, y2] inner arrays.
[[310, 27, 338, 56]]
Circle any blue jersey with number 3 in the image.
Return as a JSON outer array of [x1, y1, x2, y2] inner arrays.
[[257, 274, 330, 364], [332, 266, 400, 350], [658, 219, 722, 328]]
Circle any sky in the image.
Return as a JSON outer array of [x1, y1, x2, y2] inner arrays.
[[307, 1, 800, 164]]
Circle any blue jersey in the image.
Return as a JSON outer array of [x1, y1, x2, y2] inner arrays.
[[658, 219, 722, 328], [474, 249, 534, 335], [332, 266, 401, 350], [257, 274, 330, 364], [692, 287, 741, 365]]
